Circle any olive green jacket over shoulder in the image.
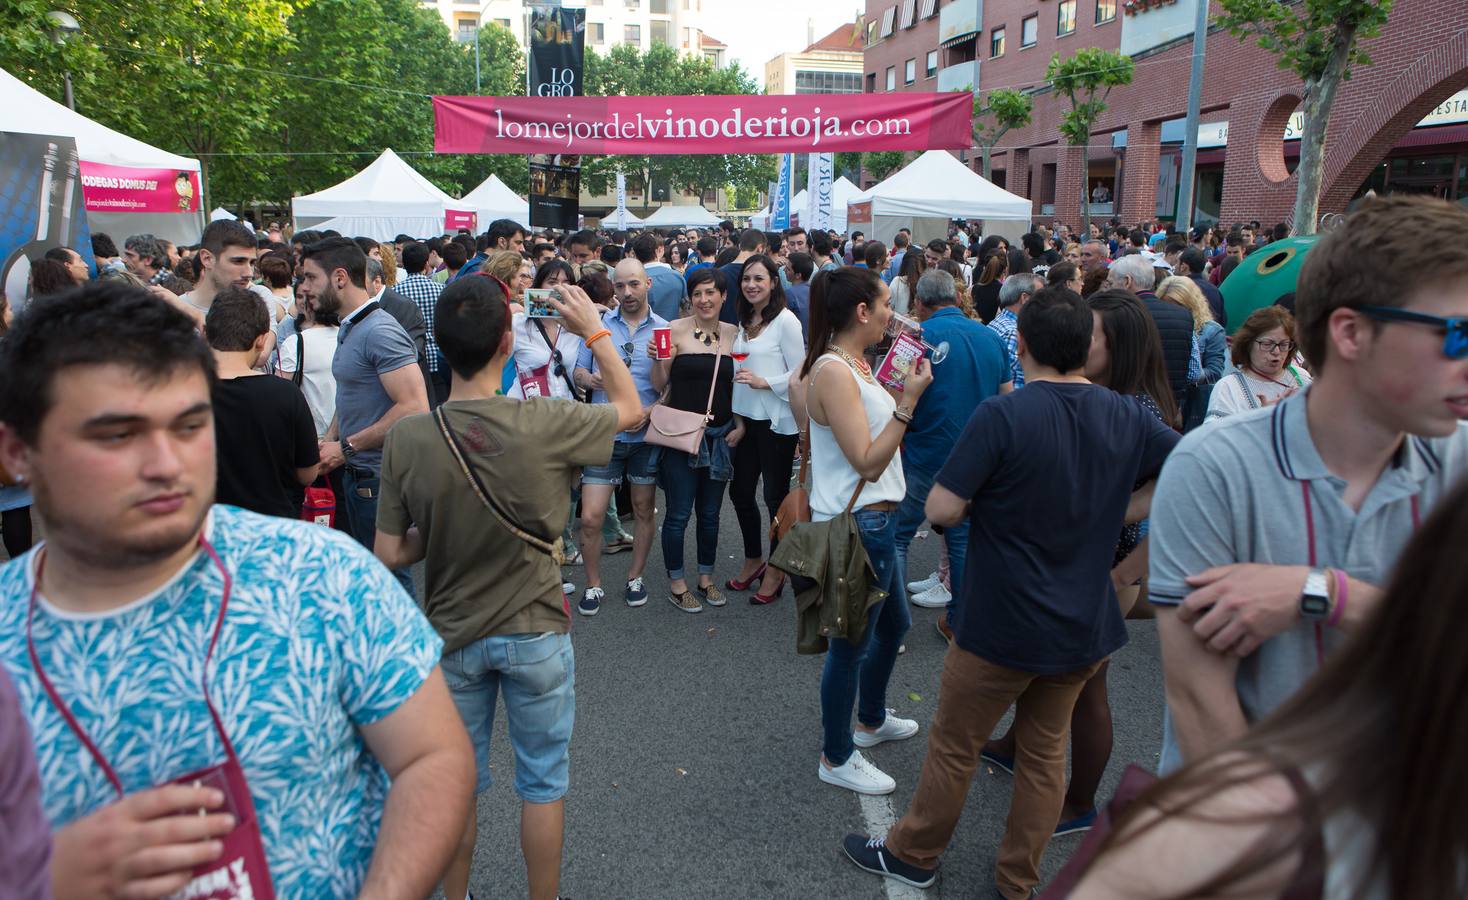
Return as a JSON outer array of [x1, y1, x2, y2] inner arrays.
[[770, 512, 888, 655]]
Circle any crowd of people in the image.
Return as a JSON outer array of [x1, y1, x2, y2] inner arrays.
[[0, 193, 1464, 900]]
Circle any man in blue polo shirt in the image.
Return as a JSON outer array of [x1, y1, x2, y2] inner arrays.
[[573, 258, 668, 615], [897, 270, 1011, 638]]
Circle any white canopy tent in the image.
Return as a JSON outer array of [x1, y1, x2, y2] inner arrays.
[[0, 66, 204, 244], [750, 176, 862, 233], [603, 208, 645, 227], [847, 151, 1031, 246], [292, 148, 467, 240], [640, 204, 722, 228], [458, 173, 530, 229]]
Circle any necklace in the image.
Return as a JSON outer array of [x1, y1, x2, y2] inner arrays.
[[828, 344, 876, 384], [692, 324, 716, 346], [1247, 367, 1296, 390]]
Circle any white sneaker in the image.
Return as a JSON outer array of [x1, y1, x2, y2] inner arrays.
[[819, 750, 896, 795], [853, 710, 920, 749], [906, 571, 942, 594], [910, 582, 952, 609]]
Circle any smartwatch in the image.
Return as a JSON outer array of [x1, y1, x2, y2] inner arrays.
[[1298, 568, 1331, 620]]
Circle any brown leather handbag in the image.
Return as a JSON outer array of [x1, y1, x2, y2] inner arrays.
[[770, 432, 811, 543]]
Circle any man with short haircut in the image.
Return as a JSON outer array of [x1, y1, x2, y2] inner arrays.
[[456, 219, 526, 281], [784, 226, 807, 256], [531, 242, 558, 267], [1078, 240, 1109, 274], [987, 273, 1041, 389], [123, 233, 169, 284], [437, 240, 469, 284], [376, 277, 642, 900], [922, 239, 948, 271], [179, 220, 258, 315], [685, 235, 718, 282], [718, 229, 766, 324], [1176, 246, 1227, 326], [1108, 253, 1200, 411], [863, 240, 889, 274], [632, 233, 686, 321], [845, 287, 1180, 899], [885, 229, 911, 282], [306, 239, 429, 595], [899, 270, 1012, 630], [844, 230, 865, 265], [810, 230, 839, 272], [1211, 233, 1247, 286], [90, 232, 124, 273], [572, 259, 668, 615], [204, 287, 319, 517], [566, 229, 600, 267], [396, 242, 448, 405], [784, 251, 814, 337], [0, 281, 473, 899], [1151, 196, 1468, 773]]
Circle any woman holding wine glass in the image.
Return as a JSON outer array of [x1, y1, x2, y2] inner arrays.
[[726, 254, 806, 604]]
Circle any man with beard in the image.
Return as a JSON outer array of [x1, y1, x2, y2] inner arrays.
[[304, 238, 429, 597], [0, 281, 473, 899]]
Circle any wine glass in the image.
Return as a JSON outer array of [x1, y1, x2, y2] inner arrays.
[[731, 330, 750, 372], [886, 313, 949, 365]]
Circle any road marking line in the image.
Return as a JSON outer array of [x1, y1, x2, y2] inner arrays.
[[858, 792, 928, 900]]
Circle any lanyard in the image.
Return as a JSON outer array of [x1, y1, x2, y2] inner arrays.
[[26, 536, 239, 797], [1301, 481, 1420, 666]]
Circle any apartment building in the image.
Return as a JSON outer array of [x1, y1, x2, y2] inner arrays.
[[420, 0, 712, 60], [765, 21, 865, 95]]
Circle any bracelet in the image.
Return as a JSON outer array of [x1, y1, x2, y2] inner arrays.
[[1327, 568, 1348, 627], [585, 328, 612, 348], [893, 409, 913, 425]]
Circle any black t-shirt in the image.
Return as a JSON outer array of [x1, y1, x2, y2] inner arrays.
[[666, 353, 735, 427], [935, 382, 1180, 674], [212, 375, 320, 518]]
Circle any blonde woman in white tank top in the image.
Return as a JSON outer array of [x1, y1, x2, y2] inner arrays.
[[796, 267, 934, 797]]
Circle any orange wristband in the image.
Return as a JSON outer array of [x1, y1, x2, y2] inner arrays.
[[585, 329, 612, 347]]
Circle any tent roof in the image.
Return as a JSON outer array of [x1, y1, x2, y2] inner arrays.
[[606, 209, 645, 226], [0, 67, 200, 171], [640, 204, 722, 227], [850, 151, 1030, 221], [459, 174, 530, 227], [293, 149, 460, 218]]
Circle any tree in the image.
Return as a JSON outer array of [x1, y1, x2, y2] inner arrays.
[[1047, 47, 1133, 234], [862, 151, 907, 182], [972, 88, 1033, 181], [1216, 0, 1393, 234], [834, 152, 864, 184]]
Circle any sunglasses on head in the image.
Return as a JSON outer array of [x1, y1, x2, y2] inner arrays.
[[1357, 305, 1468, 360]]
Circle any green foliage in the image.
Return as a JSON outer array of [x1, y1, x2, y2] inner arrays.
[[1046, 47, 1133, 148], [862, 151, 907, 181], [972, 88, 1033, 147], [1214, 0, 1391, 82], [834, 152, 864, 183]]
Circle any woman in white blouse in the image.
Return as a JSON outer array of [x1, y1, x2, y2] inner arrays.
[[275, 291, 339, 439], [509, 260, 584, 400], [1207, 305, 1312, 421], [727, 254, 806, 604]]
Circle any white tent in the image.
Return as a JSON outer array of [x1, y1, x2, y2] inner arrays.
[[847, 151, 1031, 246], [292, 148, 468, 240], [640, 204, 722, 228], [603, 208, 645, 227], [458, 173, 530, 230], [0, 66, 204, 244], [751, 176, 862, 233]]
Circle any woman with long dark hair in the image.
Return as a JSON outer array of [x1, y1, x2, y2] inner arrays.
[[972, 250, 1008, 323], [1060, 475, 1468, 898], [726, 254, 805, 603], [797, 266, 932, 795], [983, 289, 1177, 834], [888, 247, 925, 315]]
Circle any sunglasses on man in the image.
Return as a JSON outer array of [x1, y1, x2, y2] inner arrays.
[[1356, 305, 1468, 360]]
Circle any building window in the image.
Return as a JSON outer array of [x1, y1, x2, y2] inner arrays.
[[1021, 15, 1038, 47], [919, 0, 937, 17], [867, 72, 877, 92], [926, 50, 938, 77], [886, 66, 896, 91], [624, 24, 641, 43], [900, 0, 916, 29], [1057, 0, 1076, 35], [880, 6, 897, 37], [866, 20, 877, 45], [455, 18, 478, 41], [1096, 0, 1117, 22], [904, 58, 916, 84], [990, 26, 1005, 57], [650, 20, 672, 44], [650, 0, 670, 12], [796, 71, 863, 93], [590, 22, 605, 43]]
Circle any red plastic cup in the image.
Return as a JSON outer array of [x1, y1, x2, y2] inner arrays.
[[653, 326, 672, 360]]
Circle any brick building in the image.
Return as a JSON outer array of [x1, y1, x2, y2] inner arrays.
[[863, 0, 1468, 230]]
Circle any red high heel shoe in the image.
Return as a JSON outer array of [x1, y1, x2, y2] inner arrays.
[[725, 562, 766, 591], [749, 575, 785, 605]]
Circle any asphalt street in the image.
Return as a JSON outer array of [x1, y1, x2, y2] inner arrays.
[[453, 499, 1167, 900]]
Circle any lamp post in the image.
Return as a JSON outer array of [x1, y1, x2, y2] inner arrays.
[[46, 10, 80, 111]]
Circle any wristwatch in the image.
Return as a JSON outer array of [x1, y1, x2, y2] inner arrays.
[[1298, 568, 1331, 620], [342, 437, 357, 457]]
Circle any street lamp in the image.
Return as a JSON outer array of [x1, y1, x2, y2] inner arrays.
[[46, 10, 80, 111]]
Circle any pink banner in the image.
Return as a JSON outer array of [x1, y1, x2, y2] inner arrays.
[[434, 93, 974, 155], [445, 209, 478, 232], [79, 162, 200, 213]]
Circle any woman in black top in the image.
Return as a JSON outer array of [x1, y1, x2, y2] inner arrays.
[[649, 266, 740, 613]]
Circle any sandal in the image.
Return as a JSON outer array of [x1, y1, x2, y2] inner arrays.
[[725, 562, 767, 591], [669, 590, 703, 614], [697, 584, 726, 607]]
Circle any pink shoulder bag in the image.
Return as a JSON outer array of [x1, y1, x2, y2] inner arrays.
[[646, 340, 723, 455]]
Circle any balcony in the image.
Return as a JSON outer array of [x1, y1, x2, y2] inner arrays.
[[936, 60, 979, 93], [938, 0, 982, 46]]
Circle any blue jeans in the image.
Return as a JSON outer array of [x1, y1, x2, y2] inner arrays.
[[894, 460, 969, 622], [658, 449, 728, 580], [441, 632, 576, 802], [820, 509, 911, 766], [342, 466, 416, 599], [582, 440, 659, 486]]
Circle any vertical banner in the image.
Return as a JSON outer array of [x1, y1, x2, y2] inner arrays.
[[806, 152, 834, 232], [528, 5, 585, 230], [1, 132, 92, 308], [614, 172, 628, 230], [772, 154, 792, 230]]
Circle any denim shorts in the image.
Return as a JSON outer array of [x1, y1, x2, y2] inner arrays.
[[441, 632, 575, 803], [582, 439, 659, 486]]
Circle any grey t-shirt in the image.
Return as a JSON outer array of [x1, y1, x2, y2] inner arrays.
[[1150, 390, 1468, 771], [332, 305, 418, 473]]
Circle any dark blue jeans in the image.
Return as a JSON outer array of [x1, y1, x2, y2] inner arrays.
[[658, 449, 728, 580], [820, 509, 911, 766], [894, 460, 969, 622], [342, 466, 416, 600]]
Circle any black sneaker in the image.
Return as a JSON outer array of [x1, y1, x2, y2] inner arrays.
[[841, 833, 937, 889], [578, 587, 603, 617]]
